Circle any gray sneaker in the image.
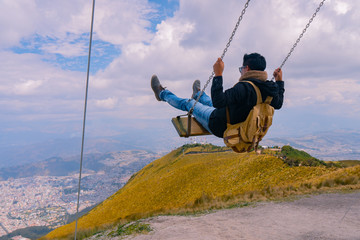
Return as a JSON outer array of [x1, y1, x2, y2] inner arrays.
[[151, 75, 165, 101], [192, 79, 201, 99]]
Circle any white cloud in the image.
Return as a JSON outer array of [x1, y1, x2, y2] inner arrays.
[[94, 0, 155, 45], [334, 0, 350, 15], [13, 79, 43, 95], [0, 0, 156, 54], [95, 97, 118, 109], [1, 0, 360, 144], [0, 51, 84, 96], [286, 78, 360, 105], [41, 39, 88, 57], [0, 0, 37, 47], [125, 95, 153, 107]]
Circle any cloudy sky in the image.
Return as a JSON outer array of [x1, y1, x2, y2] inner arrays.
[[0, 0, 359, 154]]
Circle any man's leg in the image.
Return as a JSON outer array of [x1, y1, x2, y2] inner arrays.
[[152, 75, 214, 133], [190, 98, 214, 133], [160, 90, 214, 133], [159, 89, 191, 112], [192, 80, 213, 107], [193, 91, 213, 107]]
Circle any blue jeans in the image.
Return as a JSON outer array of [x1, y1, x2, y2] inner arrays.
[[159, 89, 215, 133]]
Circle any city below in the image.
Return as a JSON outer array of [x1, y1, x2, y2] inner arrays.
[[0, 150, 159, 238]]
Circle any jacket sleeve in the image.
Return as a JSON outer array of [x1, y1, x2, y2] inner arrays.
[[211, 76, 226, 108], [211, 76, 248, 108], [271, 81, 285, 109]]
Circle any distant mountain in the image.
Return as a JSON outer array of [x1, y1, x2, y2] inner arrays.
[[0, 137, 158, 168], [0, 127, 185, 168], [0, 150, 160, 181], [262, 130, 360, 160]]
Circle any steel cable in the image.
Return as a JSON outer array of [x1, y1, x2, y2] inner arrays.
[[74, 0, 96, 239]]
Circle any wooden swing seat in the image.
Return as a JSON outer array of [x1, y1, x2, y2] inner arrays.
[[171, 116, 211, 137]]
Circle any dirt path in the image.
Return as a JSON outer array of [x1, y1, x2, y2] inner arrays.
[[123, 191, 360, 240]]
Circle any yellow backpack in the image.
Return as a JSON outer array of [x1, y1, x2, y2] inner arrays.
[[223, 81, 274, 153]]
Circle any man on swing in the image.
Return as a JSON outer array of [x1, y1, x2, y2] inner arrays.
[[151, 53, 284, 138]]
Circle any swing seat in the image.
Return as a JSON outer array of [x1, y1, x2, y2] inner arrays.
[[171, 116, 211, 137]]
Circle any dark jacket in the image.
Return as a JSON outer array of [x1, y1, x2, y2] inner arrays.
[[208, 75, 285, 138]]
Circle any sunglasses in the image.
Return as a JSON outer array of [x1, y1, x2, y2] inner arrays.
[[239, 66, 246, 73]]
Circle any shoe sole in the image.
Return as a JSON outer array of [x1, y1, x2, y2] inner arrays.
[[151, 75, 162, 101], [192, 80, 201, 99]]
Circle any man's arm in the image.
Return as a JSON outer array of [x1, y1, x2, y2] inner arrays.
[[273, 68, 282, 82], [211, 58, 249, 108], [271, 68, 285, 109], [213, 58, 224, 77], [211, 58, 227, 108]]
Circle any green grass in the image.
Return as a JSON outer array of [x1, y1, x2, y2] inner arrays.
[[273, 145, 327, 167], [112, 222, 152, 237]]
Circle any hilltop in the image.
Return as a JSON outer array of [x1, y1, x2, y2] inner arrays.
[[44, 144, 360, 239]]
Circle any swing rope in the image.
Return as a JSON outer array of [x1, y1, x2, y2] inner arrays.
[[270, 0, 326, 81], [183, 0, 325, 137], [74, 0, 96, 239], [189, 0, 251, 116], [184, 0, 251, 137]]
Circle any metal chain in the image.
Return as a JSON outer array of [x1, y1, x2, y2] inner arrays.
[[189, 0, 251, 115], [271, 0, 326, 81]]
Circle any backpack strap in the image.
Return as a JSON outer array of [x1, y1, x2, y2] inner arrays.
[[244, 81, 262, 104], [264, 96, 273, 104], [226, 81, 273, 124], [244, 81, 273, 104], [226, 106, 231, 124]]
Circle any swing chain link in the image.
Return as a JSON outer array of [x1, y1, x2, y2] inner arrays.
[[271, 0, 326, 81], [189, 0, 251, 115], [220, 0, 250, 60]]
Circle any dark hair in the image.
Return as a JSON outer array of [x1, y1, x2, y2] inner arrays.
[[242, 53, 266, 71]]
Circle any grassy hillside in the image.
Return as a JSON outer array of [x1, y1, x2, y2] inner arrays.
[[44, 144, 360, 239]]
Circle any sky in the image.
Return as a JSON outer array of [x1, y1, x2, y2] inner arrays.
[[0, 0, 359, 157]]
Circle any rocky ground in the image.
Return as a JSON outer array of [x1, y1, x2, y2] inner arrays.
[[90, 190, 360, 240]]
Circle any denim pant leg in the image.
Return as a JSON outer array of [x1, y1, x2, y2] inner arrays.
[[191, 99, 215, 133], [194, 92, 213, 107], [160, 89, 215, 133]]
